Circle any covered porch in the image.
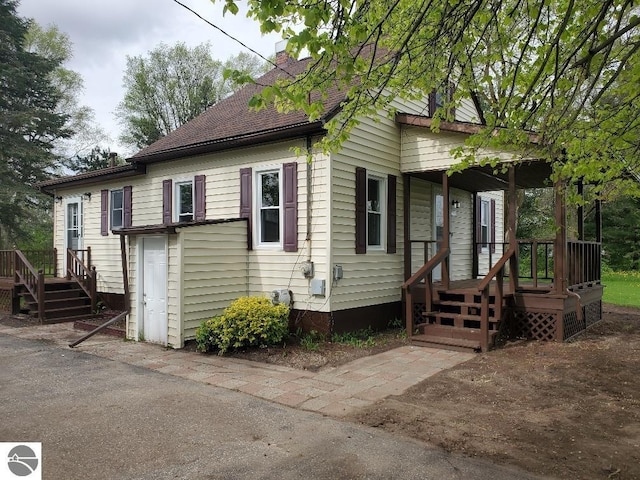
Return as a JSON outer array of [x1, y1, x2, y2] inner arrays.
[[402, 160, 603, 352]]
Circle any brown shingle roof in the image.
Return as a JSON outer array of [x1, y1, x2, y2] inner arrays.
[[130, 57, 346, 163]]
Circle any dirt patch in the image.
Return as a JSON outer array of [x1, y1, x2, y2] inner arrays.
[[187, 329, 409, 371], [348, 304, 640, 480]]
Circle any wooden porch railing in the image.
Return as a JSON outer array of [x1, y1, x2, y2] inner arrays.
[[66, 248, 96, 312], [14, 250, 45, 320], [567, 240, 601, 288], [1, 249, 57, 278], [477, 245, 517, 352], [402, 247, 450, 338]]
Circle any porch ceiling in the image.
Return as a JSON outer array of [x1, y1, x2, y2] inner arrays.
[[412, 161, 553, 192]]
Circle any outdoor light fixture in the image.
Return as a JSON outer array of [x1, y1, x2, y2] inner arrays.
[[54, 196, 63, 203], [82, 192, 92, 201], [451, 199, 460, 209]]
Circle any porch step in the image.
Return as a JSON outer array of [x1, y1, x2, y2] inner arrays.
[[410, 333, 482, 352], [422, 311, 499, 325], [411, 325, 499, 352], [42, 313, 98, 325], [40, 305, 93, 320]]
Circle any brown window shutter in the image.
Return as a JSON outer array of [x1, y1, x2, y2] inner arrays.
[[355, 167, 367, 254], [123, 186, 132, 228], [490, 198, 496, 253], [283, 162, 298, 252], [162, 179, 172, 225], [476, 196, 482, 254], [100, 189, 109, 236], [387, 174, 396, 254], [239, 168, 252, 249], [194, 174, 206, 221]]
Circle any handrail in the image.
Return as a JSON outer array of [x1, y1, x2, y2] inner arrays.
[[14, 250, 45, 321], [402, 247, 450, 289], [403, 247, 450, 339], [66, 248, 96, 312], [478, 245, 517, 291], [477, 245, 517, 352]]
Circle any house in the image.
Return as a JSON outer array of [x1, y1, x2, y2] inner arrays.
[[13, 48, 603, 351]]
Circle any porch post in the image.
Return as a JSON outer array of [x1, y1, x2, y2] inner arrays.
[[595, 199, 602, 243], [508, 166, 519, 292], [442, 171, 450, 289], [472, 192, 478, 278], [577, 180, 584, 241], [403, 174, 411, 281], [554, 180, 567, 294]]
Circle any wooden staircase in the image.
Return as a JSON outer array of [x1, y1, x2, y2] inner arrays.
[[18, 280, 94, 323], [411, 285, 509, 352]]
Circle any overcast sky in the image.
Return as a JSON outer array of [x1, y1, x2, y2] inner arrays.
[[17, 0, 281, 157]]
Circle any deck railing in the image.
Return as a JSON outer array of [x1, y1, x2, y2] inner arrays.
[[567, 240, 601, 288], [1, 249, 57, 278], [66, 248, 96, 312]]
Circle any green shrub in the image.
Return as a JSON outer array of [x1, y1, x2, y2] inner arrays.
[[195, 296, 290, 354]]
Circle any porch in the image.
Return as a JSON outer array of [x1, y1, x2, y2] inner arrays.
[[402, 163, 604, 352], [0, 248, 98, 323]]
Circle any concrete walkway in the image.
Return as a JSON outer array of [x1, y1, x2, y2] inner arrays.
[[0, 320, 474, 417]]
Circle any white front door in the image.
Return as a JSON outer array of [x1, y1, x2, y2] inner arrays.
[[142, 237, 167, 345], [433, 193, 444, 281], [64, 197, 83, 268]]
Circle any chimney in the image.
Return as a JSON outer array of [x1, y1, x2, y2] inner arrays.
[[275, 39, 291, 66], [109, 152, 118, 168]]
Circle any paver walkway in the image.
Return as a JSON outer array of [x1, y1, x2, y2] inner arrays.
[[0, 321, 474, 417]]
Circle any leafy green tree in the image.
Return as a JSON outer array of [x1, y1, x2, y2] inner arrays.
[[117, 43, 268, 148], [0, 0, 69, 248], [586, 196, 640, 271], [23, 21, 107, 165], [216, 0, 640, 199]]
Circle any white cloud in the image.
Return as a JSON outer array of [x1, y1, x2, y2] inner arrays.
[[17, 0, 281, 156]]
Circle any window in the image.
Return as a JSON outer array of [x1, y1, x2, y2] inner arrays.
[[367, 175, 386, 248], [257, 169, 281, 245], [480, 198, 490, 251], [110, 189, 123, 229], [175, 181, 193, 222]]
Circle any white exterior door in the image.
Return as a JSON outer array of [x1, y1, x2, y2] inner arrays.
[[142, 237, 168, 345], [64, 197, 84, 268]]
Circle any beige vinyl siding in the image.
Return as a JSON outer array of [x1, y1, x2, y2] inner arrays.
[[455, 97, 479, 123], [330, 114, 405, 314], [179, 221, 249, 341], [126, 236, 137, 340], [401, 127, 516, 173], [449, 188, 474, 280], [167, 235, 180, 347]]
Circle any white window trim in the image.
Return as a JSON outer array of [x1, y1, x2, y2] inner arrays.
[[110, 188, 124, 230], [254, 165, 283, 249], [174, 179, 194, 223], [480, 198, 491, 253], [367, 173, 386, 251]]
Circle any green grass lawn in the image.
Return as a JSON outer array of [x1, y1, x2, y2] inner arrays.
[[602, 271, 640, 308]]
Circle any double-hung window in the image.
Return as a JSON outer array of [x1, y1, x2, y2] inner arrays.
[[480, 198, 490, 252], [110, 189, 123, 229], [257, 168, 281, 246], [175, 181, 194, 222], [367, 175, 386, 249]]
